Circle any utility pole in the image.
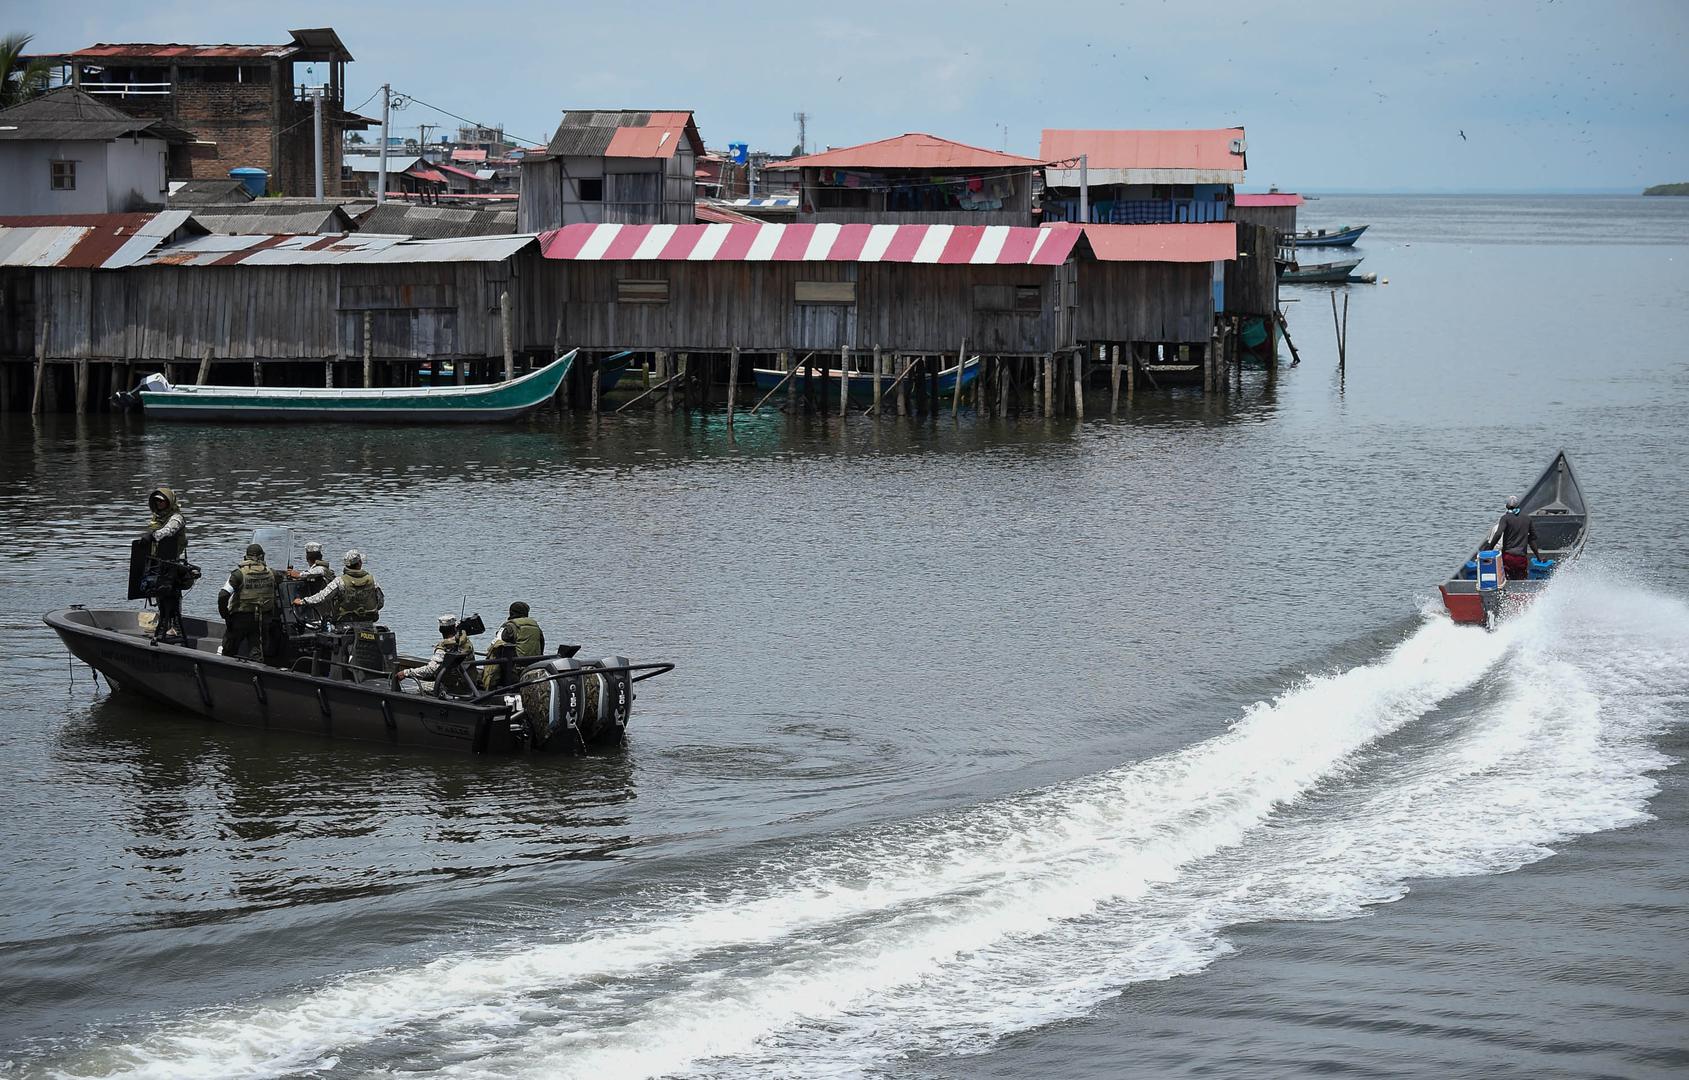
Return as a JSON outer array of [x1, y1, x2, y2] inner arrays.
[[376, 83, 390, 204], [310, 85, 325, 200], [1078, 153, 1089, 224], [793, 110, 809, 155]]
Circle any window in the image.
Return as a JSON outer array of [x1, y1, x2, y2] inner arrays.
[[972, 284, 1042, 313], [50, 160, 76, 191], [815, 187, 871, 210], [617, 279, 669, 304], [795, 281, 856, 304], [578, 176, 603, 201]]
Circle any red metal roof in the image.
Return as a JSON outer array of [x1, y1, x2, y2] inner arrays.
[[602, 112, 699, 159], [1078, 223, 1237, 263], [1039, 129, 1245, 173], [0, 211, 199, 267], [539, 222, 1080, 265], [779, 133, 1042, 171], [450, 148, 488, 163], [61, 43, 298, 60], [435, 162, 482, 181], [409, 167, 447, 185], [1234, 192, 1304, 207]]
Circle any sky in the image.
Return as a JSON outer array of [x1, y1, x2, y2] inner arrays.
[[14, 0, 1688, 192]]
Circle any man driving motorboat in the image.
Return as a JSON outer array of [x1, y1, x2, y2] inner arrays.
[[1485, 495, 1546, 582]]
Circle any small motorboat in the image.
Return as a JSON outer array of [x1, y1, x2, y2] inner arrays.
[[1280, 257, 1364, 284], [1438, 451, 1588, 628], [1291, 224, 1369, 247], [122, 352, 576, 423]]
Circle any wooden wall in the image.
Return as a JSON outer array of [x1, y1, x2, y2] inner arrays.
[[21, 261, 518, 362], [1070, 261, 1214, 343], [1234, 204, 1296, 237], [1224, 224, 1279, 317], [520, 259, 1067, 354]]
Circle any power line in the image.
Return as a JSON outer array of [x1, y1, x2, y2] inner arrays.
[[389, 89, 545, 149]]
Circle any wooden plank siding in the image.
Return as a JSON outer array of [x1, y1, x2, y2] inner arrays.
[[1224, 223, 1279, 317], [1071, 261, 1215, 343]]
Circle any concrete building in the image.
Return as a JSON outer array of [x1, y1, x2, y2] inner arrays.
[[0, 87, 194, 214], [32, 28, 373, 197], [518, 110, 702, 231]]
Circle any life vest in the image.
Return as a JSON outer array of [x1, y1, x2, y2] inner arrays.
[[232, 558, 277, 614], [334, 569, 382, 620], [507, 616, 545, 657]]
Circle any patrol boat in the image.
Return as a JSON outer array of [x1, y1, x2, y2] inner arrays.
[[45, 532, 672, 755]]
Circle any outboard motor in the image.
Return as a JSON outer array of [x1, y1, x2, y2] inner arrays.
[[595, 655, 633, 743], [519, 657, 591, 752]]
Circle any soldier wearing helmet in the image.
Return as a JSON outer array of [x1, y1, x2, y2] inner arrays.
[[291, 541, 333, 592], [293, 548, 385, 624], [397, 614, 478, 695], [219, 542, 278, 660]]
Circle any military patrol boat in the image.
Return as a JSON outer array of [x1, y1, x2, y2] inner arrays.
[[45, 531, 672, 755]]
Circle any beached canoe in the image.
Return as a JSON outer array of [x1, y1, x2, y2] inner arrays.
[[133, 351, 576, 422], [1438, 451, 1588, 628]]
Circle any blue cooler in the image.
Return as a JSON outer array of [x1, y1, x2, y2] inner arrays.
[[1461, 559, 1478, 580], [1476, 549, 1502, 591], [1529, 558, 1555, 580]]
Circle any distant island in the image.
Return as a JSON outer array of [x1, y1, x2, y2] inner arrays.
[[1643, 182, 1689, 195]]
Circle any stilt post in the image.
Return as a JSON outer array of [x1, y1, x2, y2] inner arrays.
[[872, 344, 883, 415], [728, 346, 740, 430], [196, 346, 212, 386], [1072, 348, 1084, 421], [1110, 345, 1121, 416], [500, 290, 514, 382], [362, 310, 374, 387], [839, 344, 849, 417]]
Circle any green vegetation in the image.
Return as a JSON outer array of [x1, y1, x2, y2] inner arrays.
[[1643, 182, 1689, 196], [2, 33, 52, 107]]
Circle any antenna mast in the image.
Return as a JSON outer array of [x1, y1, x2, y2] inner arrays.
[[792, 110, 810, 155]]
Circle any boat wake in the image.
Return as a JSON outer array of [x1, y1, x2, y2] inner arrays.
[[24, 569, 1689, 1080]]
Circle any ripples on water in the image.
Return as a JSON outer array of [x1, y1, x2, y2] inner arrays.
[[2, 195, 1688, 1078]]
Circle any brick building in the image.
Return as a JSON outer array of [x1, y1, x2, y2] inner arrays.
[[33, 28, 372, 197]]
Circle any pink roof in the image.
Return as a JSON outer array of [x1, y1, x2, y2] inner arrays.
[[539, 222, 1080, 265], [1078, 223, 1236, 263], [409, 167, 447, 185], [435, 162, 482, 181], [1234, 192, 1304, 207], [780, 133, 1042, 171], [450, 148, 488, 163], [602, 111, 700, 159], [1039, 129, 1245, 176]]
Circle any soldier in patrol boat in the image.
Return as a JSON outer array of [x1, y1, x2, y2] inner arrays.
[[293, 549, 384, 624], [139, 486, 192, 641], [397, 614, 478, 696], [290, 541, 333, 591], [479, 601, 546, 689], [218, 543, 278, 660]]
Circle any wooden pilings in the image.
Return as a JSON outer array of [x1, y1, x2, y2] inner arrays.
[[727, 346, 740, 431], [500, 290, 514, 383]]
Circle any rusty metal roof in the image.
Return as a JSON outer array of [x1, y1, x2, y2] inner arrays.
[[137, 232, 536, 266], [777, 134, 1041, 171], [543, 110, 704, 160], [0, 211, 200, 268], [1041, 129, 1246, 186], [44, 27, 351, 63]]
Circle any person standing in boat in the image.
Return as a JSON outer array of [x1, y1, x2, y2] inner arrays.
[[480, 601, 546, 689], [1485, 495, 1546, 582], [398, 614, 478, 695], [291, 541, 333, 591], [293, 549, 385, 624], [139, 487, 191, 641], [219, 543, 278, 660]]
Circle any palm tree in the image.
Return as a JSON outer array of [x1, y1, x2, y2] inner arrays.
[[1, 32, 53, 108]]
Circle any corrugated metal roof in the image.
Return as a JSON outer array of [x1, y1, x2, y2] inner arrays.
[[344, 154, 424, 175], [61, 43, 299, 60], [779, 133, 1042, 171], [1234, 192, 1303, 207], [696, 203, 760, 225], [1078, 223, 1236, 263], [543, 110, 704, 159], [189, 203, 355, 236], [354, 203, 517, 239], [1041, 128, 1246, 186], [0, 86, 194, 143], [539, 222, 1079, 265], [168, 179, 255, 207], [0, 211, 199, 267], [450, 148, 488, 163], [139, 232, 535, 266]]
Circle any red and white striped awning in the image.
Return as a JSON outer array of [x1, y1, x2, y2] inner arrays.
[[538, 222, 1082, 265]]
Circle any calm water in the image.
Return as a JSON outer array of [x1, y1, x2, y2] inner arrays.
[[1, 194, 1687, 1078]]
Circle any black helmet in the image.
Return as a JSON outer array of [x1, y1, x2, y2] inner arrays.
[[245, 543, 265, 559]]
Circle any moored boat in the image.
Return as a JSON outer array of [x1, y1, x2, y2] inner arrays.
[[1438, 451, 1588, 627], [1280, 257, 1364, 284], [751, 355, 981, 404], [130, 351, 576, 423], [1291, 224, 1369, 247]]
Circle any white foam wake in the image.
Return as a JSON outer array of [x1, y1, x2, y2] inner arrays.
[[31, 572, 1689, 1080]]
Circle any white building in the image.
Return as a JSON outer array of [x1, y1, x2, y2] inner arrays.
[[0, 88, 194, 215]]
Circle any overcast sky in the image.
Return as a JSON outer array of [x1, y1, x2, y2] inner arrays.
[[19, 0, 1687, 191]]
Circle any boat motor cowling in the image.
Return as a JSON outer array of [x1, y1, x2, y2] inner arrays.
[[596, 655, 633, 736]]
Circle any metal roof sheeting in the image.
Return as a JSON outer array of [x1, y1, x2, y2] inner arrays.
[[138, 232, 536, 267], [544, 110, 704, 160], [1234, 192, 1304, 207], [778, 133, 1042, 171], [1080, 223, 1236, 263], [540, 222, 1080, 265], [0, 87, 194, 143], [354, 203, 517, 238], [0, 211, 199, 267], [1041, 128, 1246, 186]]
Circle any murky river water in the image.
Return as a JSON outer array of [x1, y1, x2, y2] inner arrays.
[[2, 195, 1687, 1078]]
